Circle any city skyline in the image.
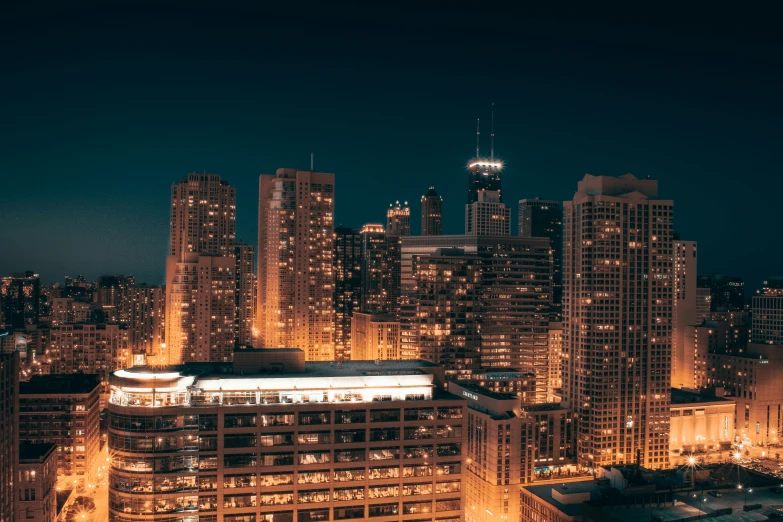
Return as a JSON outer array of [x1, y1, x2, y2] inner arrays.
[[2, 4, 783, 292]]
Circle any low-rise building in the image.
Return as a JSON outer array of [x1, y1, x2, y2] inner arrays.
[[670, 388, 735, 457], [16, 442, 57, 522]]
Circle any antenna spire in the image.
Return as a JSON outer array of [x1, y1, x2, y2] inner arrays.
[[476, 118, 480, 159], [310, 152, 314, 171], [490, 102, 495, 162]]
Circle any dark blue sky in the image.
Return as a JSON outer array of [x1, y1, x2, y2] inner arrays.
[[2, 3, 781, 292]]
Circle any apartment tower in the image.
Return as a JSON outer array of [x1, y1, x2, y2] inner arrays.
[[235, 243, 256, 348], [334, 226, 363, 361], [258, 169, 335, 361], [562, 173, 673, 469], [420, 187, 443, 236]]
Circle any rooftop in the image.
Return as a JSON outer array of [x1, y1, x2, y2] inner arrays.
[[452, 380, 517, 401], [19, 442, 57, 462], [20, 373, 100, 395], [524, 480, 599, 517], [671, 388, 733, 405]]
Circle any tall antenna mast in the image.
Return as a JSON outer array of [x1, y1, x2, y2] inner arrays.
[[490, 102, 495, 162], [310, 152, 314, 171], [476, 118, 480, 159]]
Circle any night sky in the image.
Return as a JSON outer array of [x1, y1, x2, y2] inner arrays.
[[2, 3, 781, 293]]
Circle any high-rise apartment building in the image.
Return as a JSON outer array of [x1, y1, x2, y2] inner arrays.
[[108, 351, 466, 522], [465, 190, 510, 236], [235, 243, 256, 348], [752, 277, 783, 345], [547, 323, 563, 402], [696, 287, 711, 322], [562, 174, 673, 469], [518, 199, 563, 322], [672, 240, 697, 392], [166, 173, 237, 364], [97, 275, 134, 323], [17, 442, 57, 522], [258, 169, 335, 361], [51, 297, 93, 325], [127, 284, 165, 365], [387, 201, 411, 236], [334, 227, 363, 361], [19, 374, 101, 479], [1, 272, 40, 330], [420, 187, 443, 236], [0, 353, 18, 522], [360, 225, 401, 317], [698, 274, 745, 313], [350, 312, 401, 361]]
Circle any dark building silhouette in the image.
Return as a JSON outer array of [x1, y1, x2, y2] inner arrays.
[[1, 272, 40, 330], [518, 198, 563, 322], [334, 226, 363, 360], [698, 274, 746, 312], [420, 187, 443, 236]]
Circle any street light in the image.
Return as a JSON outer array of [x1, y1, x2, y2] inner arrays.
[[687, 456, 697, 489]]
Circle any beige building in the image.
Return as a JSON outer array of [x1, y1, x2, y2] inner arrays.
[[465, 190, 510, 236], [165, 173, 237, 364], [350, 312, 401, 361], [51, 297, 92, 325], [16, 442, 57, 522], [669, 388, 735, 456], [562, 174, 673, 469], [258, 169, 335, 361], [672, 240, 698, 390], [108, 353, 465, 522]]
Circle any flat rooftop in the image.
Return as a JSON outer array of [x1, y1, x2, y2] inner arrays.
[[19, 442, 57, 461], [20, 374, 100, 395], [671, 388, 734, 405], [453, 380, 517, 401], [524, 480, 600, 517]]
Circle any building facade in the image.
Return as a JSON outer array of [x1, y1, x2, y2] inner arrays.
[[334, 227, 363, 361], [752, 278, 783, 345], [420, 187, 443, 236], [107, 354, 466, 522], [1, 272, 40, 330], [697, 274, 745, 313], [16, 442, 57, 522], [465, 191, 510, 236], [467, 160, 502, 205], [360, 225, 401, 318], [669, 389, 735, 455], [386, 201, 411, 237], [0, 353, 19, 522], [258, 169, 335, 361], [350, 313, 401, 361], [672, 240, 698, 391], [518, 199, 563, 322], [562, 174, 673, 469], [235, 243, 256, 348], [166, 173, 237, 364], [547, 323, 563, 403], [19, 374, 101, 479]]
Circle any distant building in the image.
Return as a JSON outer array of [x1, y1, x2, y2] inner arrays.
[[16, 442, 57, 522], [258, 169, 335, 361], [465, 190, 510, 236], [386, 201, 411, 236], [126, 285, 165, 365], [350, 312, 401, 361], [51, 298, 93, 326], [420, 187, 443, 236], [669, 388, 735, 454], [752, 277, 783, 344], [96, 275, 134, 323], [672, 240, 698, 392], [360, 224, 401, 317], [19, 374, 101, 479], [696, 287, 711, 322], [562, 174, 673, 470], [0, 353, 19, 522], [334, 226, 363, 361], [518, 198, 563, 321], [467, 160, 502, 204], [1, 272, 40, 330], [234, 243, 256, 348], [698, 274, 745, 312], [547, 323, 563, 402]]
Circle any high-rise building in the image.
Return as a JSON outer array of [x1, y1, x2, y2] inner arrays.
[[518, 199, 563, 321], [127, 284, 165, 365], [696, 287, 711, 322], [166, 173, 237, 364], [108, 351, 466, 522], [19, 374, 101, 479], [258, 169, 335, 361], [465, 190, 510, 236], [547, 322, 563, 403], [51, 297, 93, 325], [672, 240, 698, 392], [467, 161, 502, 204], [697, 274, 745, 313], [17, 442, 57, 522], [1, 272, 40, 330], [752, 277, 783, 345], [334, 227, 363, 361], [360, 225, 401, 317], [562, 174, 673, 469], [0, 353, 18, 522], [97, 274, 134, 323], [350, 312, 401, 361], [420, 187, 443, 236], [235, 243, 256, 348], [386, 201, 411, 236]]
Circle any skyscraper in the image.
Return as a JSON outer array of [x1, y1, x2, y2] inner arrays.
[[697, 274, 745, 313], [350, 312, 401, 361], [0, 352, 18, 522], [258, 168, 335, 361], [518, 198, 564, 322], [421, 187, 443, 236], [360, 224, 401, 317], [386, 200, 411, 236], [126, 284, 165, 365], [234, 242, 256, 348], [562, 173, 673, 469], [165, 173, 237, 364], [467, 161, 502, 204], [672, 240, 698, 389], [96, 274, 134, 323], [752, 277, 783, 345], [0, 272, 40, 330], [465, 190, 510, 236], [334, 226, 363, 361]]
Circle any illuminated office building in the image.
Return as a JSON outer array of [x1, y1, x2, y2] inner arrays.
[[165, 174, 237, 364], [258, 169, 335, 361], [562, 174, 673, 469], [360, 225, 400, 318], [334, 227, 363, 361], [387, 201, 411, 236], [107, 350, 465, 522], [420, 187, 443, 236]]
